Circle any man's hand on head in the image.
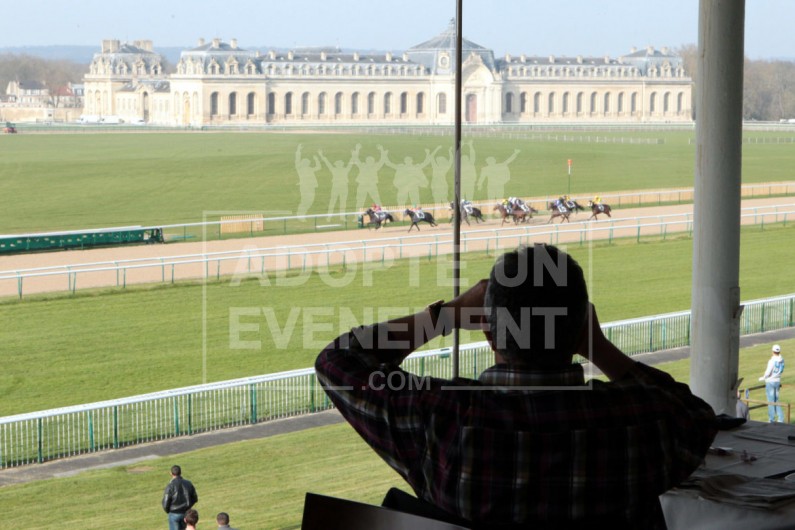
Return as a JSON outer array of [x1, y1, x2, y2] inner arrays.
[[444, 279, 489, 330]]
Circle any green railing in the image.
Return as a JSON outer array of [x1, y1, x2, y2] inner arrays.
[[1, 292, 793, 469]]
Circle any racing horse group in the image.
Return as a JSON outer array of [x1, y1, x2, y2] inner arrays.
[[362, 197, 611, 232]]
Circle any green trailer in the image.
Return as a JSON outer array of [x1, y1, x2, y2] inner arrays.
[[0, 227, 164, 254]]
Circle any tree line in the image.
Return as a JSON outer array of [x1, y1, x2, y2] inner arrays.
[[1, 50, 794, 121], [677, 44, 795, 121]]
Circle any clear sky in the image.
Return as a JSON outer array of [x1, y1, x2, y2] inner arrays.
[[3, 0, 793, 60]]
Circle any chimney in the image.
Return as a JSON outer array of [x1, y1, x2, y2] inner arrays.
[[549, 55, 555, 63], [630, 46, 637, 53], [268, 50, 276, 60], [604, 55, 610, 64], [353, 52, 359, 61], [230, 38, 238, 49], [520, 54, 526, 63], [102, 39, 120, 53], [402, 52, 408, 62], [661, 46, 669, 55], [577, 55, 583, 64], [197, 38, 205, 47], [287, 50, 294, 60], [212, 38, 221, 49], [505, 53, 512, 63], [647, 46, 654, 55], [385, 51, 392, 62], [320, 51, 327, 61]]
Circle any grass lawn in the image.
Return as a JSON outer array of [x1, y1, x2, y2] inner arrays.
[[1, 337, 793, 529], [0, 223, 793, 416], [1, 129, 794, 233]]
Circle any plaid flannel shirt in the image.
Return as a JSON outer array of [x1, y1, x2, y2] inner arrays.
[[316, 329, 717, 527]]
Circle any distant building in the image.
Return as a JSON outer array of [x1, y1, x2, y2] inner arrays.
[[83, 22, 693, 126], [5, 80, 51, 107], [51, 83, 84, 108]]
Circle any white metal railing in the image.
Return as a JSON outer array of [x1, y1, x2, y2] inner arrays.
[[1, 205, 793, 299], [1, 292, 793, 468]]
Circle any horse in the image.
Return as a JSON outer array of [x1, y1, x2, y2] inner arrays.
[[449, 201, 484, 226], [404, 209, 437, 232], [562, 199, 585, 213], [493, 203, 534, 226], [547, 201, 572, 223], [587, 201, 612, 220], [363, 208, 395, 229]]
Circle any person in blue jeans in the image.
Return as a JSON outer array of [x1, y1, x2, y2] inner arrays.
[[759, 345, 785, 422], [162, 465, 198, 530]]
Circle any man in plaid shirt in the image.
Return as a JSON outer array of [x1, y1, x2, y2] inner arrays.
[[316, 244, 716, 528]]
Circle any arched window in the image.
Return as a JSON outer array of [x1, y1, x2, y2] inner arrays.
[[229, 92, 237, 116], [677, 92, 684, 113], [650, 92, 657, 113], [210, 92, 219, 116], [301, 92, 310, 115], [267, 92, 275, 115], [368, 92, 376, 114], [384, 92, 392, 114], [576, 92, 583, 113], [618, 92, 624, 113], [285, 92, 293, 115], [548, 92, 555, 114], [416, 92, 424, 114], [562, 92, 569, 113], [437, 93, 447, 114], [505, 92, 514, 113], [247, 92, 255, 115], [334, 92, 343, 115], [351, 92, 360, 115], [400, 92, 408, 114], [663, 92, 671, 113], [318, 92, 327, 115], [631, 92, 638, 113], [520, 92, 527, 113], [590, 92, 597, 113], [604, 93, 610, 113], [533, 92, 541, 113]]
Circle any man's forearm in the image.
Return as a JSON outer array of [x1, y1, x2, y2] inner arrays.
[[349, 304, 452, 365]]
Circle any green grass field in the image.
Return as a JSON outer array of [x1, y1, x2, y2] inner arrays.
[[1, 129, 794, 233], [1, 223, 793, 416], [1, 337, 793, 530]]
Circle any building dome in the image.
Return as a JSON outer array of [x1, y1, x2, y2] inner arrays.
[[406, 20, 496, 74]]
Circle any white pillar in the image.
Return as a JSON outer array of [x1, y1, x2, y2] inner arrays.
[[690, 0, 745, 413]]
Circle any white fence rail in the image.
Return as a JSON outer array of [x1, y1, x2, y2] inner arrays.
[[1, 292, 793, 468], [1, 205, 793, 299]]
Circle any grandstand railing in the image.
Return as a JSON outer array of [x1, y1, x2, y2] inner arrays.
[[1, 205, 793, 299], [1, 292, 793, 469]]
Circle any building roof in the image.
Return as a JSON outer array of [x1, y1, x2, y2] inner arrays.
[[408, 19, 487, 52]]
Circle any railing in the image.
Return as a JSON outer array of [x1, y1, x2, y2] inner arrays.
[[1, 205, 793, 299], [740, 383, 792, 423], [1, 292, 793, 469]]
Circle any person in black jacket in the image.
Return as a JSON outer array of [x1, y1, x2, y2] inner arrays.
[[162, 465, 198, 530]]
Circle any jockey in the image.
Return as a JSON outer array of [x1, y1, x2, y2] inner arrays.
[[461, 199, 473, 214], [372, 203, 382, 212], [502, 198, 511, 209], [593, 195, 602, 205]]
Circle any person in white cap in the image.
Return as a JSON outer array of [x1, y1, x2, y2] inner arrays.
[[759, 345, 785, 422]]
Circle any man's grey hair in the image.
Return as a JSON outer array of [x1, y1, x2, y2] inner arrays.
[[485, 244, 588, 366]]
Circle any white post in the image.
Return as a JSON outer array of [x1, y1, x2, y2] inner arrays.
[[690, 0, 746, 413]]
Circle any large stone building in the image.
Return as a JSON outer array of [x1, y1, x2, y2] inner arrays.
[[83, 22, 692, 127]]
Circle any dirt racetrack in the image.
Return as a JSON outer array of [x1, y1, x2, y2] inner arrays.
[[1, 197, 792, 298]]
